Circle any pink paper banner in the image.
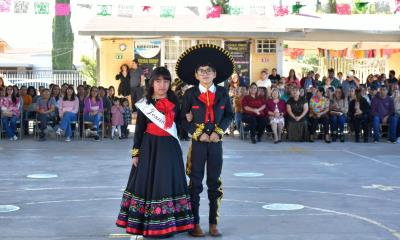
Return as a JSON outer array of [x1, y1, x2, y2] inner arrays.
[[0, 0, 11, 13], [207, 6, 221, 19], [273, 5, 289, 17], [336, 4, 351, 15], [56, 3, 70, 16], [395, 0, 400, 13]]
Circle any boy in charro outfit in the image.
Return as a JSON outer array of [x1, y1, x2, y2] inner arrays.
[[176, 44, 234, 237]]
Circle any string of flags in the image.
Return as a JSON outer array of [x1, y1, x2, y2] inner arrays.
[[318, 48, 400, 59], [284, 47, 400, 60], [0, 0, 399, 17]]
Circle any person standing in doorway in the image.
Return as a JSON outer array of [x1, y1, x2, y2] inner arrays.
[[129, 59, 145, 112]]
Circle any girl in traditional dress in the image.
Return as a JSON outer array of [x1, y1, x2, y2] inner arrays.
[[116, 67, 194, 238]]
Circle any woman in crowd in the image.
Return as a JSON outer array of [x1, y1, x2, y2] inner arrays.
[[360, 85, 371, 105], [0, 86, 20, 140], [242, 83, 266, 144], [266, 88, 286, 143], [392, 89, 400, 142], [330, 87, 348, 142], [286, 87, 309, 142], [115, 64, 131, 97], [50, 84, 61, 124], [233, 86, 246, 134], [228, 73, 240, 98], [76, 85, 86, 137], [349, 88, 370, 142], [19, 85, 32, 135], [27, 86, 38, 103], [84, 86, 104, 141], [60, 83, 69, 98], [348, 87, 356, 101], [56, 86, 79, 142], [286, 69, 300, 88], [99, 87, 112, 138], [0, 77, 5, 88], [108, 86, 118, 105], [309, 87, 331, 143], [36, 88, 56, 141]]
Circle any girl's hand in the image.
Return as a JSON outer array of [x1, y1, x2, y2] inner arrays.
[[132, 157, 139, 167]]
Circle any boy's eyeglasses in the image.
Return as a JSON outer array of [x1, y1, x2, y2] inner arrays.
[[197, 68, 215, 75]]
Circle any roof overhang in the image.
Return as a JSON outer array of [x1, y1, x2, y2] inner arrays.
[[79, 15, 400, 42]]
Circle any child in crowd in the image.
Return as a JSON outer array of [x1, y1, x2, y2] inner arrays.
[[121, 98, 131, 138], [111, 98, 124, 139]]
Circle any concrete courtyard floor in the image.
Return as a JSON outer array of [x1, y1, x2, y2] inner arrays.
[[0, 135, 400, 240]]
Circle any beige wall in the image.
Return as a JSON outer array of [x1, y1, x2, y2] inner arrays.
[[99, 38, 134, 92], [250, 40, 277, 82], [99, 38, 281, 88], [387, 52, 400, 76]]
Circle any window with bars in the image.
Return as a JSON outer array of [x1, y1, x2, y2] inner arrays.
[[256, 39, 276, 53], [165, 40, 192, 60], [164, 40, 191, 80]]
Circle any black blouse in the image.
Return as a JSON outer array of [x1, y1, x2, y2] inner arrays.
[[349, 98, 370, 119], [287, 97, 307, 120]]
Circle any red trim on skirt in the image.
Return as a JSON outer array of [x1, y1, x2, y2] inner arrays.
[[117, 220, 194, 236]]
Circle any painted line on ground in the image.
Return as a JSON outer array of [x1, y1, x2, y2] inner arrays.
[[223, 198, 400, 240], [24, 197, 120, 205], [2, 184, 398, 204], [4, 212, 400, 220], [343, 150, 400, 169], [304, 205, 400, 240], [226, 149, 343, 152], [17, 196, 400, 239], [0, 185, 124, 193], [223, 185, 400, 203]]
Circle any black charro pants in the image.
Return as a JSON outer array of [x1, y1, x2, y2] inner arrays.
[[187, 140, 223, 225]]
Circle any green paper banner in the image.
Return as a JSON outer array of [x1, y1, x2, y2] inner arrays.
[[97, 4, 112, 16], [160, 6, 175, 18], [34, 1, 49, 14]]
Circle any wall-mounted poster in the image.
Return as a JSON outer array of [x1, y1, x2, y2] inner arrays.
[[134, 40, 161, 78], [224, 41, 250, 87]]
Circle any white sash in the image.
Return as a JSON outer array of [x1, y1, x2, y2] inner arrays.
[[135, 98, 180, 144]]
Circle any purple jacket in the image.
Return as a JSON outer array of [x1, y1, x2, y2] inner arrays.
[[371, 96, 394, 119], [83, 97, 104, 114], [266, 99, 286, 116]]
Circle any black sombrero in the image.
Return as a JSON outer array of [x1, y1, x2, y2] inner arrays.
[[175, 44, 236, 85]]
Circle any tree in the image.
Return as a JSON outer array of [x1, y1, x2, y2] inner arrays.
[[80, 55, 97, 86], [52, 0, 74, 70]]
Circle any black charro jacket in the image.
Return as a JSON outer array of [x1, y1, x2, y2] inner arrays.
[[181, 85, 233, 140]]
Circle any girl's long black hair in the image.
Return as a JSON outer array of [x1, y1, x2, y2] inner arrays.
[[89, 86, 101, 102], [63, 86, 76, 101], [5, 86, 17, 104], [145, 67, 178, 105]]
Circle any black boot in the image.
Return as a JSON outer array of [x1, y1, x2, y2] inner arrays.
[[331, 132, 337, 142], [355, 134, 360, 143], [257, 134, 262, 142]]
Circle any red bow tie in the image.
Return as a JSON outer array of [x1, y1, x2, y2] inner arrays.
[[198, 91, 215, 123]]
